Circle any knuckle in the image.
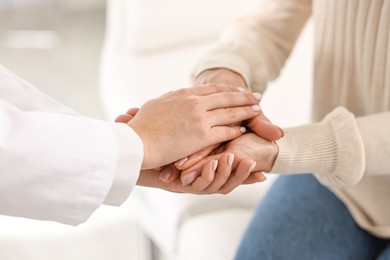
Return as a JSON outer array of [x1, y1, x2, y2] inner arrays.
[[220, 189, 230, 195], [245, 92, 256, 102], [192, 112, 205, 123], [221, 170, 230, 179], [223, 127, 235, 139], [190, 117, 208, 136], [207, 83, 233, 94], [203, 174, 214, 184], [203, 188, 213, 195], [207, 83, 224, 89], [215, 84, 233, 92], [176, 88, 190, 95], [223, 92, 237, 105], [195, 121, 209, 136], [225, 108, 237, 120], [186, 96, 201, 109]]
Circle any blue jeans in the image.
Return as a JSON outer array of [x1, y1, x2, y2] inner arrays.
[[235, 175, 390, 260]]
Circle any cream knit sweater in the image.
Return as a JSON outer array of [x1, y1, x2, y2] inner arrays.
[[193, 0, 390, 238]]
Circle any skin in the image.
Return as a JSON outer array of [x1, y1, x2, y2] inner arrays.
[[116, 74, 279, 192], [174, 68, 283, 171], [180, 133, 279, 188], [116, 109, 266, 194], [135, 154, 266, 194], [194, 68, 284, 141], [124, 84, 263, 169]]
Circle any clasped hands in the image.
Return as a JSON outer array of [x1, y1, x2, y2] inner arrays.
[[116, 69, 283, 195]]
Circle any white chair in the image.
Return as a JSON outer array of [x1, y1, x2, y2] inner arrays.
[[100, 0, 313, 259]]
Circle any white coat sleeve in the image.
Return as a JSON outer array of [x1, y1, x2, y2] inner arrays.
[[0, 65, 143, 225]]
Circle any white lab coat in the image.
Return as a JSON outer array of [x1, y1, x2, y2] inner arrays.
[[0, 65, 143, 225]]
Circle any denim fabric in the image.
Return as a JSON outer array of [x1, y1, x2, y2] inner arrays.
[[235, 175, 390, 260]]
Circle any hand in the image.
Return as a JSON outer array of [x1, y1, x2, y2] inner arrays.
[[136, 153, 266, 194], [115, 108, 139, 123], [173, 69, 282, 170], [195, 68, 284, 141], [116, 94, 267, 194], [117, 84, 263, 169], [180, 133, 278, 190]]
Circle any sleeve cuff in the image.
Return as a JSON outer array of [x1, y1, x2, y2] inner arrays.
[[271, 107, 365, 187], [104, 123, 144, 206]]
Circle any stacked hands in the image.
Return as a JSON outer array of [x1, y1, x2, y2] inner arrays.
[[115, 69, 284, 194]]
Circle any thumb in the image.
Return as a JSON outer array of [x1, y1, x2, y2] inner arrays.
[[115, 114, 134, 123], [247, 113, 284, 141]]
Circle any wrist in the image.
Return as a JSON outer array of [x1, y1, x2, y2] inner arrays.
[[127, 122, 157, 170], [194, 68, 248, 89], [267, 141, 279, 172]]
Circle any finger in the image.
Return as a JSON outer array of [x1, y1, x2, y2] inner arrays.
[[181, 158, 210, 186], [126, 108, 140, 116], [115, 114, 134, 123], [219, 160, 256, 194], [163, 91, 173, 96], [247, 113, 284, 141], [208, 105, 261, 126], [210, 125, 247, 144], [175, 144, 219, 170], [191, 84, 247, 96], [242, 172, 267, 184], [204, 153, 235, 193], [158, 165, 180, 183], [136, 169, 161, 187], [137, 167, 182, 189], [190, 160, 218, 192], [204, 92, 261, 110]]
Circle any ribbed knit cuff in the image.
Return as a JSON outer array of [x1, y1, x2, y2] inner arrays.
[[271, 107, 365, 187]]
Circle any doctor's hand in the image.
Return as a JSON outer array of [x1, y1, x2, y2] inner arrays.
[[116, 84, 262, 170], [136, 153, 265, 194]]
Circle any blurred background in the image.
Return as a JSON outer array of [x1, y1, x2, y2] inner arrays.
[[0, 0, 313, 259], [0, 0, 105, 118], [0, 1, 146, 260]]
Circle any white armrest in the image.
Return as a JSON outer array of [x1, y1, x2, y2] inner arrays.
[[125, 179, 275, 255], [175, 208, 253, 260]]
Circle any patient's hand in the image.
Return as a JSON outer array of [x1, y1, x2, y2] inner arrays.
[[194, 68, 284, 141], [180, 133, 278, 191], [174, 69, 283, 170]]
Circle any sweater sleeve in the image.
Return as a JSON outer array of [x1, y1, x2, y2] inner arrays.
[[271, 107, 390, 187], [192, 0, 312, 92]]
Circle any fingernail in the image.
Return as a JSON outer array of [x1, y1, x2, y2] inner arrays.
[[227, 154, 234, 167], [212, 160, 218, 172], [252, 92, 262, 100], [279, 128, 285, 137], [159, 166, 173, 182], [237, 87, 246, 93], [240, 127, 246, 133], [260, 173, 267, 181], [175, 157, 188, 167], [247, 161, 256, 173], [182, 171, 198, 186], [252, 105, 261, 112]]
